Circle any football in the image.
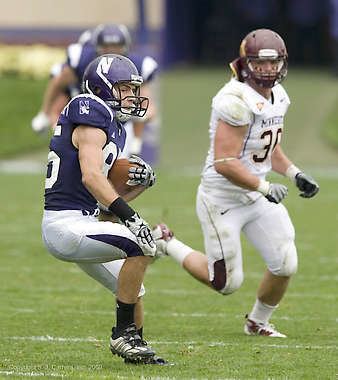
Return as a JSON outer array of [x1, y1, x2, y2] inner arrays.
[[108, 158, 144, 198]]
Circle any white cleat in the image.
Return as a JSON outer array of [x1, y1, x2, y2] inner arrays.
[[152, 223, 174, 258], [244, 316, 287, 338]]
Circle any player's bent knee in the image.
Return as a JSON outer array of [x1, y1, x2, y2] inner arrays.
[[220, 270, 243, 295], [271, 241, 298, 277], [210, 259, 243, 295]]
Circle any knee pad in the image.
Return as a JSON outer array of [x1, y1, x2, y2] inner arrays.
[[220, 269, 244, 295], [271, 240, 298, 277]]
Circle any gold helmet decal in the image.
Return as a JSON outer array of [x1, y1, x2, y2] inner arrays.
[[239, 39, 247, 57]]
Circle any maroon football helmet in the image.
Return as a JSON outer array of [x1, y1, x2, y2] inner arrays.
[[230, 29, 288, 88]]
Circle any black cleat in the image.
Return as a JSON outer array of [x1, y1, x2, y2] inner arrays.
[[110, 324, 155, 362], [123, 338, 169, 365], [124, 354, 169, 365]]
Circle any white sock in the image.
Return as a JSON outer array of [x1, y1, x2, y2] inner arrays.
[[248, 299, 278, 325], [166, 237, 193, 266]]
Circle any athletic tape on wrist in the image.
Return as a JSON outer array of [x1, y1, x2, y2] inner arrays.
[[108, 197, 135, 222], [285, 164, 301, 181], [257, 179, 270, 195]]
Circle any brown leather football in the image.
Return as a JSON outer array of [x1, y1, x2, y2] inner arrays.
[[108, 158, 136, 196]]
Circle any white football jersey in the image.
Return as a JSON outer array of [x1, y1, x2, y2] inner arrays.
[[200, 78, 290, 206]]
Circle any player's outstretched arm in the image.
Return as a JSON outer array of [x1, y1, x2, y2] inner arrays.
[[129, 83, 156, 155], [32, 66, 77, 132]]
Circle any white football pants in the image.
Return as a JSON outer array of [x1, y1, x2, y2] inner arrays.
[[196, 189, 297, 294], [42, 210, 145, 296]]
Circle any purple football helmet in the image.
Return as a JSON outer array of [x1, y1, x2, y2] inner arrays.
[[92, 24, 131, 54], [82, 54, 149, 122]]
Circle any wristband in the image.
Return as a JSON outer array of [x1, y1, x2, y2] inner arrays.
[[256, 179, 270, 196], [108, 197, 135, 222], [285, 164, 301, 181]]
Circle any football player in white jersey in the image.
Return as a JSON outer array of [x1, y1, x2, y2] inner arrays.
[[157, 29, 319, 337]]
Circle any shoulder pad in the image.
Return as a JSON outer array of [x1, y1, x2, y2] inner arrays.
[[66, 43, 83, 69], [141, 56, 158, 82], [64, 94, 114, 131], [213, 83, 252, 126], [224, 79, 291, 116], [273, 84, 291, 107], [66, 43, 96, 77], [128, 53, 158, 82]]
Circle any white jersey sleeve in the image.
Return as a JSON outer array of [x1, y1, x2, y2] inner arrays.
[[212, 92, 252, 127], [141, 56, 158, 82], [66, 43, 83, 69]]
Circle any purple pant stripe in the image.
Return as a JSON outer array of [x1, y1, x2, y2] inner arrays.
[[86, 234, 143, 257]]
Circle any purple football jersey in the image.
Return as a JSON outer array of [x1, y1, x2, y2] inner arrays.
[[44, 94, 126, 213], [65, 42, 158, 93]]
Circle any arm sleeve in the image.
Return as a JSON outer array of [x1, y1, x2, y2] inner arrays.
[[213, 94, 252, 127]]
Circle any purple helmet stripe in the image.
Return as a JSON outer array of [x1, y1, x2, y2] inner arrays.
[[86, 234, 143, 257]]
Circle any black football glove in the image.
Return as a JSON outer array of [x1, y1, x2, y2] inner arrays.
[[295, 172, 319, 198]]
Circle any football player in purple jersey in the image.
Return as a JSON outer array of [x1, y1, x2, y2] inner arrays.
[[42, 54, 166, 364], [31, 24, 159, 163]]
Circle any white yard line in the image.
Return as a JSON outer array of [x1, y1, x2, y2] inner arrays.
[[176, 165, 338, 179], [0, 160, 45, 174], [245, 272, 338, 282], [3, 336, 337, 350], [3, 308, 337, 322], [3, 157, 338, 180], [151, 289, 337, 299], [0, 285, 335, 299]]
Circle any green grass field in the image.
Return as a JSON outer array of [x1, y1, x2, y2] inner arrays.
[[0, 68, 337, 379]]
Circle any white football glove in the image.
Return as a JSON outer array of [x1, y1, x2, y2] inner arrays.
[[257, 180, 288, 204], [124, 213, 156, 256], [31, 111, 51, 133], [127, 155, 156, 187]]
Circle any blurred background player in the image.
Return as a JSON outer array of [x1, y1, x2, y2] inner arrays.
[[155, 29, 319, 338], [31, 23, 159, 164], [41, 53, 166, 364]]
